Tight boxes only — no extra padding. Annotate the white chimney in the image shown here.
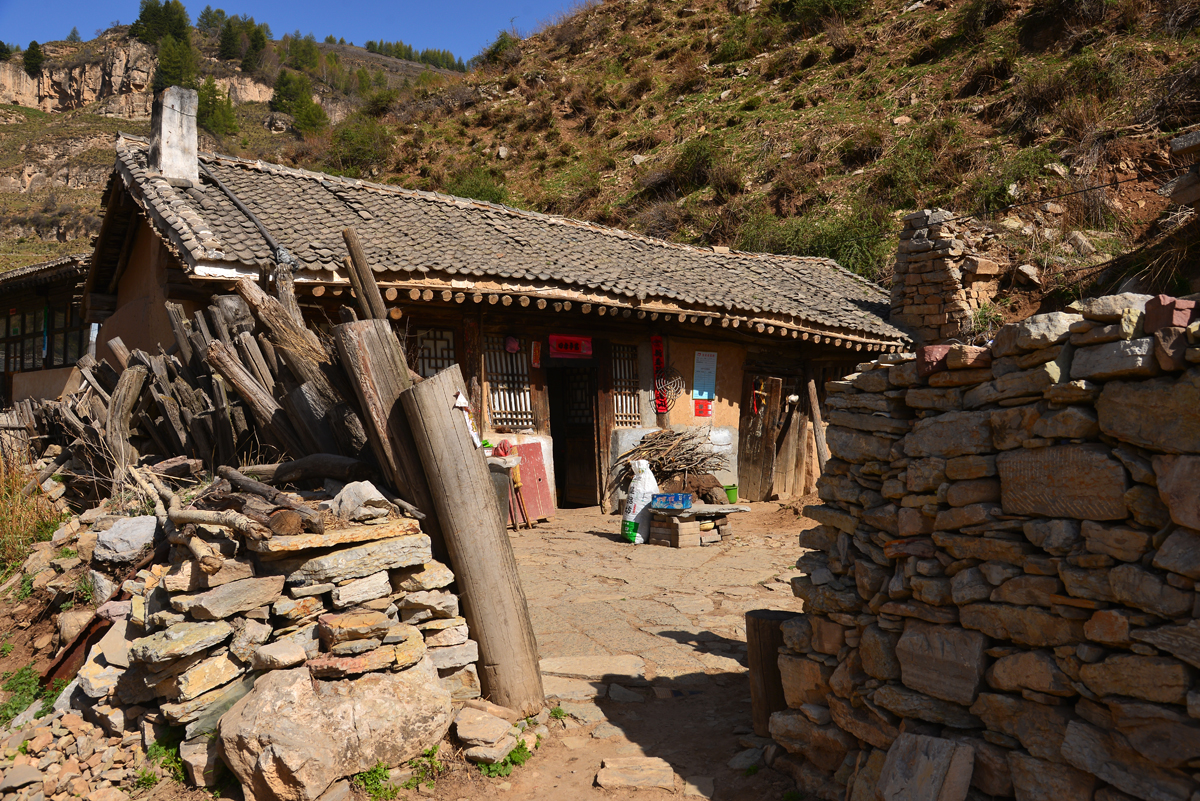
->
[148,86,198,187]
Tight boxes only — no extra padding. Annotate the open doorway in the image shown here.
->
[547,363,599,506]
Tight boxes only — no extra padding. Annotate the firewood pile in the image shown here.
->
[4,229,547,800]
[606,427,730,498]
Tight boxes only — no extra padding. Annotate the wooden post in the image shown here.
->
[806,376,830,472]
[275,263,305,328]
[343,228,388,321]
[746,609,800,737]
[205,340,307,459]
[399,365,544,716]
[106,365,147,478]
[333,319,447,561]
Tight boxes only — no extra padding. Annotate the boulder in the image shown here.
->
[1152,455,1200,530]
[905,411,993,459]
[390,561,455,592]
[969,693,1073,763]
[454,707,511,747]
[779,654,832,708]
[1079,654,1192,704]
[960,603,1084,647]
[997,445,1128,520]
[986,650,1074,696]
[1060,721,1194,801]
[325,481,391,522]
[873,684,981,729]
[1071,339,1161,381]
[1068,293,1153,323]
[1008,752,1097,801]
[1096,372,1200,454]
[769,709,856,772]
[284,534,432,585]
[1110,564,1193,619]
[1082,521,1151,563]
[94,516,157,563]
[252,641,308,670]
[876,733,974,801]
[896,622,987,705]
[129,621,233,667]
[172,576,286,620]
[218,661,453,801]
[1130,619,1200,669]
[330,571,391,609]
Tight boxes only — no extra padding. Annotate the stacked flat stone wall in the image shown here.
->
[771,291,1200,800]
[891,209,1011,345]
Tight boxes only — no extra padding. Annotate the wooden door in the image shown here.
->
[737,375,783,502]
[549,364,599,506]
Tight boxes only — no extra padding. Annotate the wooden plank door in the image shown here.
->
[512,442,555,522]
[737,375,784,501]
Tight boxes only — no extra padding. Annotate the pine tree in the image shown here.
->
[153,34,197,91]
[197,6,227,37]
[197,76,237,134]
[241,26,266,72]
[23,41,44,76]
[130,0,163,44]
[66,27,82,43]
[217,19,240,59]
[271,69,327,132]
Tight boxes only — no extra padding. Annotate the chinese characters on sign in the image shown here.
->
[651,335,669,414]
[548,335,592,358]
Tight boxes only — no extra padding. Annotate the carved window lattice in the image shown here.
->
[565,367,592,425]
[612,343,641,428]
[414,328,456,378]
[484,335,534,429]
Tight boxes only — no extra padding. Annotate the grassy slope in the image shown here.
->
[256,0,1199,313]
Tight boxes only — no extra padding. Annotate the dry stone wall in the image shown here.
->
[774,291,1200,800]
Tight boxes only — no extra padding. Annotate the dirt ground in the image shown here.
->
[409,500,816,801]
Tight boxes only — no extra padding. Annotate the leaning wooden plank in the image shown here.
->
[399,364,544,716]
[164,302,195,365]
[107,337,131,372]
[207,303,234,346]
[205,340,307,460]
[74,355,112,404]
[342,228,388,320]
[281,382,341,456]
[236,332,275,394]
[333,320,440,551]
[806,376,830,473]
[216,465,324,534]
[210,376,238,467]
[274,263,305,328]
[342,256,373,323]
[106,365,148,478]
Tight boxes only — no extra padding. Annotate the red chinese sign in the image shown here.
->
[549,335,592,358]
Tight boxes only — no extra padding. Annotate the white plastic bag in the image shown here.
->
[621,459,659,544]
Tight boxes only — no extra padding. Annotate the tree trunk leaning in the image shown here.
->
[399,364,544,716]
[746,609,800,737]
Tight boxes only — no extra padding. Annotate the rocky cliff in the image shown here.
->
[0,38,271,119]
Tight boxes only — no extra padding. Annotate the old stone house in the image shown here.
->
[79,88,909,508]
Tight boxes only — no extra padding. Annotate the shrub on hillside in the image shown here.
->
[272,70,327,132]
[325,114,394,177]
[640,138,742,202]
[445,167,507,204]
[474,31,521,70]
[735,203,894,279]
[774,0,871,34]
[955,0,1012,41]
[961,145,1057,215]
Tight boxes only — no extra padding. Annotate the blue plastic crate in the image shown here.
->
[651,493,692,510]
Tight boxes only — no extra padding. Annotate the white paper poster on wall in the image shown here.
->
[693,351,717,417]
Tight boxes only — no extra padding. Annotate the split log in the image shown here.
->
[216,465,324,534]
[343,228,387,321]
[275,263,305,328]
[399,364,544,716]
[241,453,373,485]
[107,337,131,371]
[334,320,440,551]
[205,340,307,459]
[746,609,800,737]
[806,377,830,472]
[281,382,341,456]
[106,365,148,478]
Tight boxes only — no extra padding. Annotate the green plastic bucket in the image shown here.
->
[723,485,738,503]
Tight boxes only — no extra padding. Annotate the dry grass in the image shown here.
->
[0,454,63,574]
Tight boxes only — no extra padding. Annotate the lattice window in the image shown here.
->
[612,343,641,428]
[1,304,86,375]
[565,367,593,425]
[484,335,534,429]
[414,328,456,378]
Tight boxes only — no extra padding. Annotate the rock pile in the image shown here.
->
[773,292,1200,800]
[48,480,482,800]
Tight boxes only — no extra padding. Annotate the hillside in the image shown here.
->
[2,0,1198,318]
[250,0,1198,323]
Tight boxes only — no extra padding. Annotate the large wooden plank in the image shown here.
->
[807,376,830,473]
[400,365,544,716]
[737,376,782,502]
[513,443,555,522]
[333,319,446,561]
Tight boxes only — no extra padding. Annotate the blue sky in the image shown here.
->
[0,0,575,61]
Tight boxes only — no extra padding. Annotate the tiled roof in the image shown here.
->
[112,136,906,343]
[0,254,89,290]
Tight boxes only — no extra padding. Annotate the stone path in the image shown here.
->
[441,502,813,801]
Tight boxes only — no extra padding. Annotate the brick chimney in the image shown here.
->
[148,86,198,186]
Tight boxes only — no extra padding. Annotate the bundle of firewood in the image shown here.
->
[606,427,729,497]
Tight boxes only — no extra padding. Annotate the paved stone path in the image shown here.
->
[459,502,813,801]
